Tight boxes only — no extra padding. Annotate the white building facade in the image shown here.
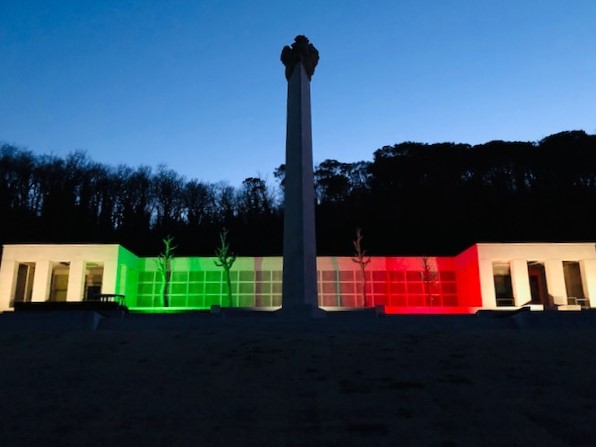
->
[1,243,596,313]
[0,245,139,311]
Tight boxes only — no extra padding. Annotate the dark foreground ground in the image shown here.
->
[0,313,595,447]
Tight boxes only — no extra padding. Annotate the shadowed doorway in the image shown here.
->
[527,261,550,307]
[49,262,70,302]
[14,262,35,304]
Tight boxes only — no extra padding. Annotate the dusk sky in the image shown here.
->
[2,0,595,187]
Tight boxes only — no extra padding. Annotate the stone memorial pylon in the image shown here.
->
[280,35,320,316]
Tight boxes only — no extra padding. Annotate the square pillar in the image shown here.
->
[66,260,86,302]
[510,260,531,306]
[31,260,52,302]
[478,260,497,308]
[101,260,118,294]
[580,259,596,307]
[0,260,19,311]
[544,260,567,305]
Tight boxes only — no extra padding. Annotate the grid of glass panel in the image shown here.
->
[135,269,283,308]
[318,269,458,307]
[136,266,458,309]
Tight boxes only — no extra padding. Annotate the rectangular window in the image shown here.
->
[239,283,255,294]
[339,271,354,281]
[442,283,457,294]
[170,283,187,295]
[321,270,336,281]
[205,271,221,282]
[322,282,337,293]
[440,271,456,281]
[189,271,204,282]
[138,283,154,294]
[372,271,387,281]
[271,294,282,306]
[239,271,254,282]
[171,271,188,282]
[255,271,270,281]
[407,283,423,294]
[255,282,271,293]
[205,283,221,294]
[139,271,155,282]
[390,282,406,294]
[169,296,187,307]
[493,262,514,306]
[388,271,404,281]
[406,271,421,281]
[235,295,253,307]
[388,295,406,306]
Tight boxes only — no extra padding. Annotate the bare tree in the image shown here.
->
[352,228,371,307]
[214,228,237,307]
[155,235,176,307]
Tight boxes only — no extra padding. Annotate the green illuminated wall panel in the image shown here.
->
[131,256,284,311]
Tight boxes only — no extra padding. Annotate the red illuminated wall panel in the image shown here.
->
[317,256,471,313]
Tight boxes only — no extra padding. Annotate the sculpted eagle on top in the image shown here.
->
[281,35,319,80]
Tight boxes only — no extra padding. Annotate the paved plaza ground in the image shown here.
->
[0,313,595,446]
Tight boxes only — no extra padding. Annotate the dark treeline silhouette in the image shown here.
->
[2,130,596,256]
[0,148,281,256]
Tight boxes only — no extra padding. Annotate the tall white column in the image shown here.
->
[31,260,52,302]
[478,260,497,308]
[66,260,86,302]
[0,260,18,310]
[510,260,531,306]
[280,36,320,315]
[544,260,566,305]
[580,259,596,307]
[102,260,118,294]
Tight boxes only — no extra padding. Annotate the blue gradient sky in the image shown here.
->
[2,0,595,186]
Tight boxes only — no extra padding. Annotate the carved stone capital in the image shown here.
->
[280,35,319,81]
